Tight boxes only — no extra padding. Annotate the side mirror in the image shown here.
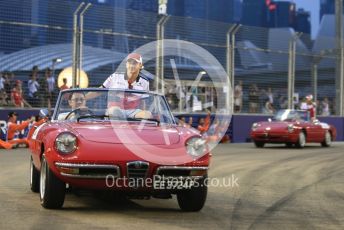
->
[313,119,320,124]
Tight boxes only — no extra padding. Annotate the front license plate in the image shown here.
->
[153,175,196,190]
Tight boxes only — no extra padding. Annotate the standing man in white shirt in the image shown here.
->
[101,53,149,91]
[86,53,151,119]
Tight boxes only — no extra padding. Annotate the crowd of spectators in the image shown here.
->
[1,65,68,112]
[233,81,334,116]
[1,67,336,118]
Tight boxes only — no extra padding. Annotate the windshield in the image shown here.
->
[273,109,309,122]
[52,89,176,125]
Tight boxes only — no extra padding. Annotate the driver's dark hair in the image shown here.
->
[68,91,86,100]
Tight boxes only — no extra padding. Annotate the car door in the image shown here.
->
[304,120,323,142]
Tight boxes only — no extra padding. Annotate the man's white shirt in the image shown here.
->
[102,72,149,91]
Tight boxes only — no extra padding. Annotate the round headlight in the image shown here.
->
[55,132,77,154]
[186,137,207,158]
[252,123,259,131]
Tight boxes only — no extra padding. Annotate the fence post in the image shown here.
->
[312,63,318,103]
[156,15,169,94]
[78,3,92,87]
[287,32,301,109]
[72,2,85,88]
[335,0,344,116]
[226,24,240,114]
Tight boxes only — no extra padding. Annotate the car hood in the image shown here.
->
[65,122,180,145]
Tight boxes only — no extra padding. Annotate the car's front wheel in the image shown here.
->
[321,131,331,147]
[295,132,306,148]
[177,176,207,212]
[40,155,66,209]
[30,156,40,193]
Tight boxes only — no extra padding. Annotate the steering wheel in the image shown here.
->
[65,108,94,120]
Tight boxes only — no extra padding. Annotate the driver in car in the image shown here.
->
[58,92,88,120]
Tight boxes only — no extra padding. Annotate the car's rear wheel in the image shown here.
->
[30,156,40,193]
[295,132,306,148]
[40,155,66,209]
[177,176,207,212]
[321,131,331,147]
[254,141,265,148]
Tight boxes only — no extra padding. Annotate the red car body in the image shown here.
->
[250,109,337,148]
[28,89,210,211]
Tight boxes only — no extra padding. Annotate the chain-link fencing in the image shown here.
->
[0,0,341,117]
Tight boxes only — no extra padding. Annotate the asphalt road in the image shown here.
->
[1,143,343,230]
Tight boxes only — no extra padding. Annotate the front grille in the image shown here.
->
[55,162,120,179]
[157,169,190,177]
[155,166,208,178]
[127,161,149,179]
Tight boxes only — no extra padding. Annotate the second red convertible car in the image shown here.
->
[250,109,336,148]
[28,88,209,211]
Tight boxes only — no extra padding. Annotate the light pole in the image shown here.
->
[226,24,241,114]
[72,2,85,88]
[156,15,170,94]
[72,2,91,88]
[287,32,302,109]
[335,0,344,116]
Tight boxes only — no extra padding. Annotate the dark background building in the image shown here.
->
[295,8,311,34]
[320,0,335,21]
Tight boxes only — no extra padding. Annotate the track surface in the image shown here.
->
[1,143,343,229]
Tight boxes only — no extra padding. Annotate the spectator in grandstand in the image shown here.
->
[166,94,177,110]
[185,117,193,128]
[11,80,31,108]
[3,72,13,103]
[7,111,34,147]
[234,80,243,113]
[0,89,9,106]
[300,97,308,110]
[263,100,275,114]
[278,95,288,109]
[321,97,330,116]
[178,116,186,126]
[34,66,46,107]
[266,87,274,104]
[0,72,5,91]
[59,78,69,91]
[248,84,259,113]
[7,71,15,90]
[45,67,56,112]
[27,72,40,107]
[0,81,14,107]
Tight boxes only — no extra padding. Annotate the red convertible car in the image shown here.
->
[250,109,336,148]
[29,88,209,211]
